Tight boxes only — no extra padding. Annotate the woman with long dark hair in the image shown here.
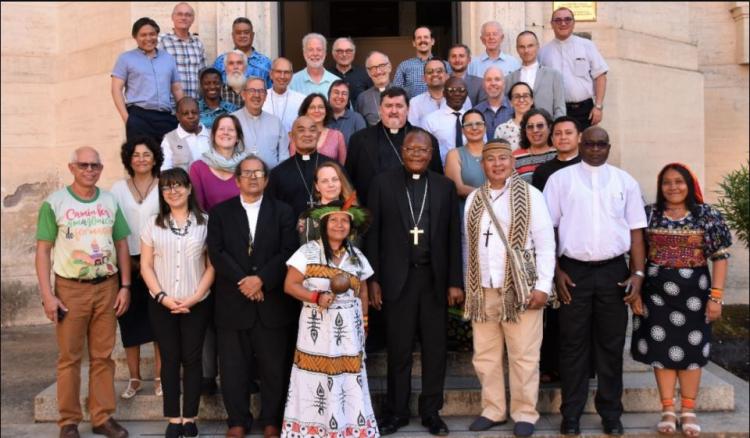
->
[494,82,534,150]
[289,93,347,164]
[140,168,214,438]
[631,163,732,437]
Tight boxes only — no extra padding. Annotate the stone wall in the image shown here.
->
[2,2,747,326]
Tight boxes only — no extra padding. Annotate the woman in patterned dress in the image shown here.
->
[281,200,379,438]
[631,163,731,437]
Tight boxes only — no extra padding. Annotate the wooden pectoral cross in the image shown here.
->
[410,226,424,245]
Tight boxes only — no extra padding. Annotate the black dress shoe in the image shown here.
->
[469,416,507,431]
[165,422,183,438]
[183,421,199,437]
[421,414,449,436]
[603,419,624,436]
[560,418,580,435]
[378,416,409,436]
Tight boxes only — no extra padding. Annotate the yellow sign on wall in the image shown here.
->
[553,2,597,22]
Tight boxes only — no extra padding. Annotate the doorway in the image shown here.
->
[280,1,460,73]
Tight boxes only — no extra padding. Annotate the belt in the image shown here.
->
[409,262,431,268]
[561,254,625,267]
[57,274,116,285]
[565,98,593,109]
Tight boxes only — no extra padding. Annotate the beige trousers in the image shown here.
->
[471,287,543,423]
[55,275,118,427]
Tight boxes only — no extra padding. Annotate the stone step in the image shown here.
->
[35,368,733,422]
[114,348,650,380]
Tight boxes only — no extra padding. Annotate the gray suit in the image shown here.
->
[355,85,385,127]
[462,74,487,106]
[505,65,566,119]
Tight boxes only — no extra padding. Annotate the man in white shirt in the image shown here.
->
[422,76,477,163]
[161,96,211,171]
[262,57,305,135]
[232,77,289,169]
[463,138,555,436]
[543,126,646,436]
[505,31,566,119]
[538,7,608,131]
[468,21,521,78]
[408,58,450,128]
[289,33,339,96]
[356,51,393,126]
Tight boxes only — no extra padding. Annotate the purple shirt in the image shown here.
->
[188,160,240,213]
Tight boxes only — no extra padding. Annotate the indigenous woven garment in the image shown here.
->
[631,204,732,369]
[282,240,379,438]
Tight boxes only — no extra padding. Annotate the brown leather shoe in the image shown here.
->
[59,424,80,438]
[226,425,246,437]
[264,425,280,438]
[92,418,129,438]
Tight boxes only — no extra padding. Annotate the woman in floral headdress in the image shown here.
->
[281,200,379,438]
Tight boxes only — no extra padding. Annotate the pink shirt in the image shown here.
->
[188,160,240,213]
[289,128,347,165]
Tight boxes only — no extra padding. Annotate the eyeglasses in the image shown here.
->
[445,87,467,94]
[462,121,486,129]
[239,169,266,179]
[161,183,187,193]
[525,122,547,131]
[512,93,532,101]
[367,63,390,72]
[243,88,267,95]
[424,68,445,75]
[330,89,350,98]
[403,147,431,155]
[334,49,354,55]
[74,162,103,171]
[581,141,610,149]
[552,16,574,25]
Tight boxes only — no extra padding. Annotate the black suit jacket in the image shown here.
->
[207,195,299,330]
[365,168,462,301]
[345,122,444,207]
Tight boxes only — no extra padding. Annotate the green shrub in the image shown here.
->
[716,160,749,248]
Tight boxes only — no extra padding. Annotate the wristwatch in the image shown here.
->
[594,103,604,110]
[633,270,645,278]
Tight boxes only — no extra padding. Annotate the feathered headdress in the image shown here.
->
[307,193,371,234]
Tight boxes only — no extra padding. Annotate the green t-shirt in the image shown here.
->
[37,186,130,279]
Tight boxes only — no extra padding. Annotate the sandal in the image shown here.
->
[680,412,701,437]
[657,411,678,435]
[154,377,163,397]
[120,378,141,399]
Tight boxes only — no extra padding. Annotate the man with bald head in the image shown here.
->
[161,96,210,171]
[423,76,478,163]
[473,67,513,136]
[267,116,334,218]
[37,147,132,438]
[158,2,206,100]
[468,21,521,78]
[262,57,305,134]
[356,51,393,126]
[543,126,646,435]
[366,128,463,435]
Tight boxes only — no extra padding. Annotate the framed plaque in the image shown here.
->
[553,2,597,22]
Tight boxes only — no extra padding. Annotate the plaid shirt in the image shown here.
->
[158,32,206,100]
[393,55,451,99]
[220,84,244,108]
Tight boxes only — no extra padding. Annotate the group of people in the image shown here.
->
[35,3,733,438]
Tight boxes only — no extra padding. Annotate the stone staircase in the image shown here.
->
[35,339,736,422]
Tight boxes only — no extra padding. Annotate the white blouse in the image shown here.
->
[494,119,521,151]
[110,179,159,256]
[140,213,210,301]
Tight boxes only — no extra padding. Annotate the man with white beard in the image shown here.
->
[220,50,248,107]
[289,33,339,96]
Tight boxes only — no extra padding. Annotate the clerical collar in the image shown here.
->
[299,152,315,161]
[522,61,539,71]
[581,161,605,173]
[244,108,262,120]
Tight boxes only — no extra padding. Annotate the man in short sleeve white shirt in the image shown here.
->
[543,127,646,435]
[538,7,608,131]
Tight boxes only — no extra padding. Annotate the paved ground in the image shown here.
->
[2,324,748,437]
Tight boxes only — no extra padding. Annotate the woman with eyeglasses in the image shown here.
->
[289,93,347,165]
[494,82,535,150]
[444,109,487,215]
[513,107,557,183]
[298,162,359,244]
[110,136,164,400]
[188,114,246,213]
[631,163,731,437]
[141,168,214,438]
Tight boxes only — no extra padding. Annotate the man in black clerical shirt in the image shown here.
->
[266,116,334,218]
[330,37,373,105]
[532,116,582,191]
[346,87,442,208]
[366,128,463,436]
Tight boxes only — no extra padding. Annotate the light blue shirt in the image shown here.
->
[408,92,472,128]
[289,68,339,97]
[231,108,290,169]
[112,48,181,112]
[467,51,521,78]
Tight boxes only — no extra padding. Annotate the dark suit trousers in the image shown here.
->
[558,256,629,421]
[126,106,178,144]
[384,265,447,417]
[148,298,210,418]
[565,98,594,132]
[217,323,295,428]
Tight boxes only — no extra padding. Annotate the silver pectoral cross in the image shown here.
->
[410,226,424,245]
